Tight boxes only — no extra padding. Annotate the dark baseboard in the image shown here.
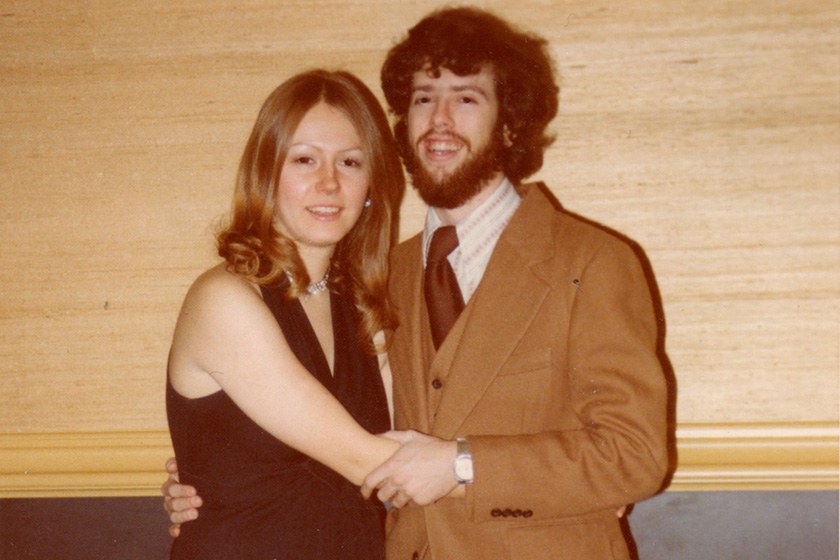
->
[1,491,837,559]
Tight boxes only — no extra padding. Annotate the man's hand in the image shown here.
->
[357,435,630,517]
[361,430,459,508]
[162,457,202,538]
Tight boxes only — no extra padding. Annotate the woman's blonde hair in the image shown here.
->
[217,69,405,351]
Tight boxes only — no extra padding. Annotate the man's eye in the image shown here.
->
[413,96,431,105]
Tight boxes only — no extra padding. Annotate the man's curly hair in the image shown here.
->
[381,6,560,184]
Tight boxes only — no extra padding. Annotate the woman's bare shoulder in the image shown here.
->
[187,263,260,302]
[174,264,269,349]
[169,265,275,395]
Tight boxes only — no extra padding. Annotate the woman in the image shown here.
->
[166,69,406,559]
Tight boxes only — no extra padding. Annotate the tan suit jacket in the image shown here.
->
[385,183,669,560]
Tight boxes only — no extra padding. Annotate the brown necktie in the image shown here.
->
[425,226,465,349]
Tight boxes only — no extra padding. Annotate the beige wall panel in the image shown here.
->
[1,0,837,494]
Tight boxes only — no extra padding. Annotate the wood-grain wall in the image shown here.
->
[1,0,837,496]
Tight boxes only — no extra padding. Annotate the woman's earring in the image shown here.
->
[363,198,372,208]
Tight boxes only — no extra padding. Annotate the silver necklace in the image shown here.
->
[306,269,330,295]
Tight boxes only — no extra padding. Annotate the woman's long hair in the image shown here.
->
[217,69,405,351]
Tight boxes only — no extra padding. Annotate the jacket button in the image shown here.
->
[431,378,443,389]
[491,508,502,517]
[502,508,513,517]
[512,509,522,517]
[523,509,534,518]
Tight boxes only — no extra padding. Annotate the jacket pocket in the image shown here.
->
[497,347,552,376]
[505,521,629,560]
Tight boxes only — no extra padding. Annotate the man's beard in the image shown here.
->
[405,126,507,209]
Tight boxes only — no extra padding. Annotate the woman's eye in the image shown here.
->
[293,156,314,165]
[342,158,362,168]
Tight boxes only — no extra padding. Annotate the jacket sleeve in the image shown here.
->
[463,238,670,521]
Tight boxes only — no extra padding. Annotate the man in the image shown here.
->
[165,7,669,559]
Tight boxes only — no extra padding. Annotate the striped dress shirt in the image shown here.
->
[422,177,521,304]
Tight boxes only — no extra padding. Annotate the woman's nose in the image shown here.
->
[316,164,339,192]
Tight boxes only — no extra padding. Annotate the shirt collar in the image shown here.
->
[422,176,520,265]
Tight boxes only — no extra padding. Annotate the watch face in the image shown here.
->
[455,457,474,481]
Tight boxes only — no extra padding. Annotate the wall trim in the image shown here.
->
[672,422,839,491]
[0,431,173,498]
[0,422,837,497]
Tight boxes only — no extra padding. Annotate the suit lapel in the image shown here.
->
[389,234,434,433]
[431,186,558,438]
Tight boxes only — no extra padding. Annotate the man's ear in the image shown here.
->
[502,124,514,147]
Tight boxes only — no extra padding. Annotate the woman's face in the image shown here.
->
[274,102,369,256]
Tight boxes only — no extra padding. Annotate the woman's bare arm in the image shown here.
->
[168,265,398,485]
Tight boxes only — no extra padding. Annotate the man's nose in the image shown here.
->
[431,100,453,128]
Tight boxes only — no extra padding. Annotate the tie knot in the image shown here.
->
[428,226,459,263]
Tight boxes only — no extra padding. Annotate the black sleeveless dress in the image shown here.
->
[167,281,390,559]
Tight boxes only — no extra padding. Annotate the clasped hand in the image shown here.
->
[361,430,461,509]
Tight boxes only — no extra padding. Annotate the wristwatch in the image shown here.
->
[453,437,474,484]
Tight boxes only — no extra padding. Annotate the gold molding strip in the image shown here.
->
[672,422,839,491]
[0,423,837,497]
[0,431,173,498]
